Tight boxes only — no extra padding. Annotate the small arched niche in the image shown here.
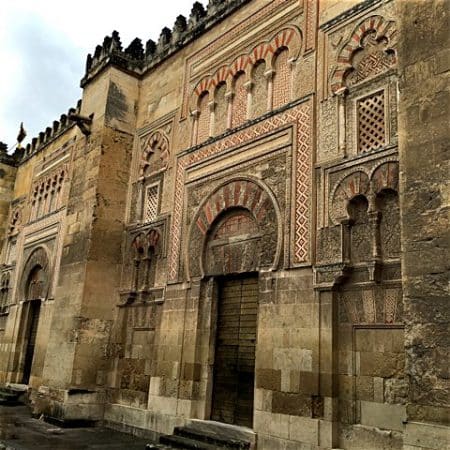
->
[347,194,371,264]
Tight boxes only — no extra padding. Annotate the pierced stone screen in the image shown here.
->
[144,184,159,223]
[358,90,386,153]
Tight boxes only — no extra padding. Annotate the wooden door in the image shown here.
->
[22,301,41,384]
[211,276,258,427]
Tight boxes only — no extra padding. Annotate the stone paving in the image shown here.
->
[0,405,167,450]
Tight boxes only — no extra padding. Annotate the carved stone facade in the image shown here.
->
[0,1,448,449]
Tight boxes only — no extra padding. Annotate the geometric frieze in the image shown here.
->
[340,285,402,324]
[168,98,313,281]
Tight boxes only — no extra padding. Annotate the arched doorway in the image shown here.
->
[187,178,282,428]
[19,247,49,384]
[207,210,260,427]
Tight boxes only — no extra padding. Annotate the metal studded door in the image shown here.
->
[211,276,258,428]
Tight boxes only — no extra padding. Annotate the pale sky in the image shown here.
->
[0,0,207,150]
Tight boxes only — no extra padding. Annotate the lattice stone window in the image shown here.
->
[144,184,159,223]
[358,90,386,153]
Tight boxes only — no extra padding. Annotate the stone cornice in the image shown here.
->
[319,0,390,32]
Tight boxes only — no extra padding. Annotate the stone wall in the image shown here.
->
[397,1,450,449]
[0,0,448,449]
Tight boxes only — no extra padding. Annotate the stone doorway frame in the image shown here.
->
[20,298,42,384]
[10,245,51,385]
[208,272,259,428]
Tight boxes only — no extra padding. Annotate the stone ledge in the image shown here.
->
[404,421,450,450]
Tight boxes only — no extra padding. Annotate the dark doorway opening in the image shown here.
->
[22,300,41,384]
[211,275,258,428]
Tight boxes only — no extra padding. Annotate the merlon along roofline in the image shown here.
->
[18,100,83,164]
[80,0,251,87]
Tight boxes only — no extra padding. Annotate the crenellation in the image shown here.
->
[21,101,81,160]
[145,39,156,58]
[173,15,188,37]
[157,27,172,52]
[189,2,207,28]
[80,0,251,88]
[125,38,144,60]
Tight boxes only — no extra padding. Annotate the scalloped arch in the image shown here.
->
[331,15,397,94]
[330,171,370,224]
[140,130,169,177]
[371,161,399,194]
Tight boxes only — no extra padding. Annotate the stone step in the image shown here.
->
[174,426,250,449]
[159,420,254,450]
[0,391,21,405]
[0,385,28,405]
[182,420,254,447]
[160,434,223,449]
[5,383,28,393]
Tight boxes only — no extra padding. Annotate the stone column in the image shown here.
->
[225,91,233,129]
[191,110,200,146]
[336,88,347,157]
[244,81,253,120]
[264,69,275,111]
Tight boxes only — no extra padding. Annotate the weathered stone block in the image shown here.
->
[360,400,406,432]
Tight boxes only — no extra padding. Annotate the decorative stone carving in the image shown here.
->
[205,210,260,276]
[19,246,50,301]
[348,195,371,264]
[8,207,22,236]
[340,285,402,324]
[140,131,170,178]
[377,189,400,259]
[331,15,397,94]
[30,164,68,221]
[186,178,281,279]
[169,99,312,281]
[371,161,399,193]
[330,171,370,224]
[190,26,302,114]
[317,226,341,263]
